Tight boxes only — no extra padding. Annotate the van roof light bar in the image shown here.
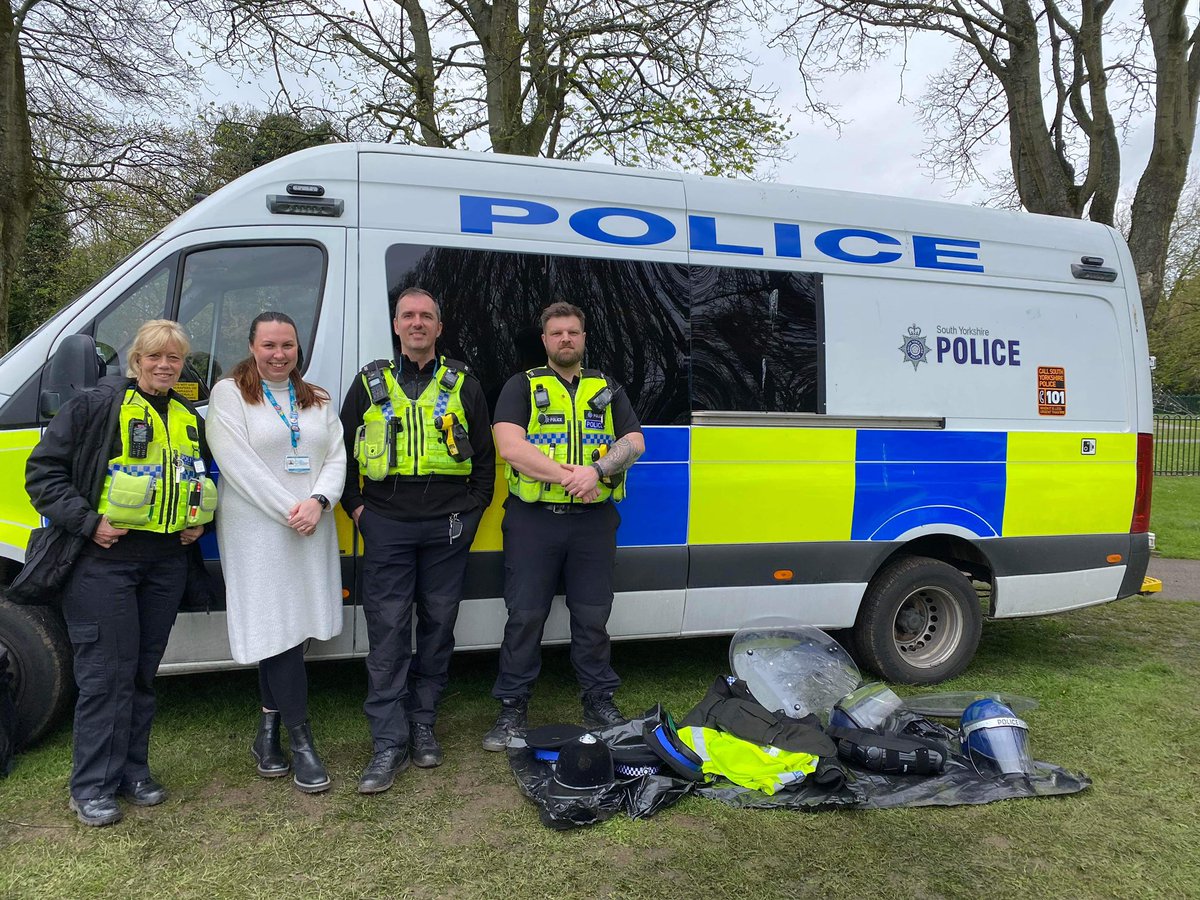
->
[267,195,344,217]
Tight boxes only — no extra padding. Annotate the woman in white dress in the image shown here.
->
[206,312,346,793]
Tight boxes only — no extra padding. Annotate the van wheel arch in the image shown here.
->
[0,594,73,748]
[853,554,984,685]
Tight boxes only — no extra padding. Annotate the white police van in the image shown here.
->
[0,144,1153,745]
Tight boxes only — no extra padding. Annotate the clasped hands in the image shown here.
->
[558,463,602,502]
[287,497,324,537]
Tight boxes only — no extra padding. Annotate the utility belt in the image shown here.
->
[540,502,605,515]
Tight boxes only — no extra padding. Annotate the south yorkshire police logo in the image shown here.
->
[899,324,930,371]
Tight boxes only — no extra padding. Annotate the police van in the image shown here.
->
[0,144,1153,745]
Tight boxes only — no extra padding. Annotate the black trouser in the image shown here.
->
[492,499,621,701]
[358,507,481,750]
[258,645,309,729]
[60,553,186,800]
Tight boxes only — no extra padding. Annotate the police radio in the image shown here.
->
[129,418,152,459]
[365,364,389,404]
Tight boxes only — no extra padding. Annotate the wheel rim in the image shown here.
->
[892,585,965,669]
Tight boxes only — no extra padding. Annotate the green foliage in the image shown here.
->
[8,181,73,345]
[203,108,339,194]
[1149,475,1200,559]
[1150,273,1200,394]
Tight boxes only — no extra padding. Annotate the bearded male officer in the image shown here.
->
[341,288,494,790]
[482,301,644,750]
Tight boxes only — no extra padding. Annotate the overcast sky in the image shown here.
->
[196,2,1179,210]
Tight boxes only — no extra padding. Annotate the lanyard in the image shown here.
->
[262,381,300,451]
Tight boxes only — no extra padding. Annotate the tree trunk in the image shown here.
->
[1127,0,1200,326]
[1000,0,1079,219]
[0,13,37,354]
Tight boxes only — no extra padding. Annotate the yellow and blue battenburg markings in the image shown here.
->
[627,426,1133,549]
[0,423,1138,562]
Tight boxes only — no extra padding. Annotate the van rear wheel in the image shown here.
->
[0,596,73,747]
[854,557,982,685]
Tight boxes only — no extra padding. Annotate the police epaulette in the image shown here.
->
[581,368,605,380]
[441,358,471,375]
[360,359,394,375]
[526,366,554,378]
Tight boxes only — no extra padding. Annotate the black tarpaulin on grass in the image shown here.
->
[508,707,1089,830]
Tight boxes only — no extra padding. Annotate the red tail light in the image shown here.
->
[1131,432,1153,533]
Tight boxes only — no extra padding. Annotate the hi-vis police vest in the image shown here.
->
[677,725,820,796]
[506,367,626,505]
[354,357,473,482]
[97,387,216,532]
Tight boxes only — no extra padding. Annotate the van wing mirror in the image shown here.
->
[40,333,101,418]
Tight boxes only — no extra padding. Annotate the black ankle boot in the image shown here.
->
[252,711,289,778]
[286,721,331,793]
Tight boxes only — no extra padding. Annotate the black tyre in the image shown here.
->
[853,556,983,685]
[0,596,73,747]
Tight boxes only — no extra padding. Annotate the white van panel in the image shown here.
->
[824,276,1130,428]
[358,151,689,262]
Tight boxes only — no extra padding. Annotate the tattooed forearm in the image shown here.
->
[596,436,643,476]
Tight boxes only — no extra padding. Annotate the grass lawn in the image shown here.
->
[2,596,1199,899]
[1150,475,1200,559]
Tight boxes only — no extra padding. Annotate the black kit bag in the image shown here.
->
[6,525,85,606]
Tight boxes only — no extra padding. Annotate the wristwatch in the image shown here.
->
[311,493,330,510]
[591,463,605,478]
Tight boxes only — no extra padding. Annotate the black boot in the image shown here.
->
[582,692,626,729]
[251,711,289,778]
[410,722,444,768]
[481,698,528,752]
[286,721,331,793]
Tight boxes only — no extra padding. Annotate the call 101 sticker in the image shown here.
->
[1037,366,1066,416]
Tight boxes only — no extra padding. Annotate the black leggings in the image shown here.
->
[258,645,309,729]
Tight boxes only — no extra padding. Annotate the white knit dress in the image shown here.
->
[206,378,347,664]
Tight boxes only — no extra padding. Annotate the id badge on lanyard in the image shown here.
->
[286,455,311,473]
[264,381,309,473]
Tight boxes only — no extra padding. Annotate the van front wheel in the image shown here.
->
[854,557,982,685]
[0,596,73,747]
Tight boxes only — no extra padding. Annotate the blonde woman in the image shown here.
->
[26,319,215,826]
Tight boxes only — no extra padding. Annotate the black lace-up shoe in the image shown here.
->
[70,795,122,827]
[118,777,167,807]
[581,692,627,729]
[357,747,410,794]
[410,723,444,768]
[481,698,528,752]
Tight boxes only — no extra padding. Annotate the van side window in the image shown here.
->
[93,260,174,376]
[691,267,821,414]
[385,244,690,425]
[175,244,326,402]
